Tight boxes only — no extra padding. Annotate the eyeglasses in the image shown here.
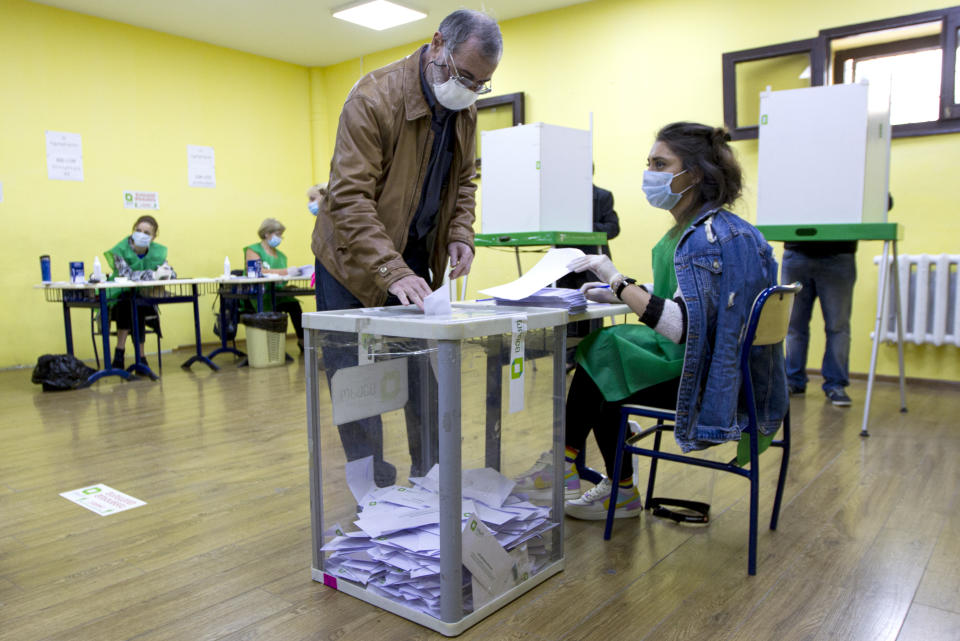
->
[439,53,492,95]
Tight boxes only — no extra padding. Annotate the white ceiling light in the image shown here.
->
[332,0,427,31]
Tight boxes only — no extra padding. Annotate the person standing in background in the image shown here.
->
[310,10,502,486]
[306,183,327,216]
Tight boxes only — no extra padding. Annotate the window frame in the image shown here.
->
[721,6,960,140]
[475,92,525,172]
[721,38,822,141]
[819,6,960,137]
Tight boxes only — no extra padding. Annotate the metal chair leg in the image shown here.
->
[770,409,791,531]
[604,411,633,540]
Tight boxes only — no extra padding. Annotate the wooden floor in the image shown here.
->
[2,347,959,641]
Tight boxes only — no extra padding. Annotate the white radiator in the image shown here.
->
[874,254,960,347]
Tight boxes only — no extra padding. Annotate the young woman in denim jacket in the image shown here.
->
[558,122,786,521]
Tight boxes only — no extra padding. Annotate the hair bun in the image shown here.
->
[712,127,732,145]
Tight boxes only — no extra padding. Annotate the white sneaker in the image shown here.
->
[564,478,641,520]
[514,451,581,500]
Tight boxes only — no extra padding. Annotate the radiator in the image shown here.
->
[874,254,960,347]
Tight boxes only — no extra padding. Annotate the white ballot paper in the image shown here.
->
[423,287,452,316]
[478,247,584,300]
[322,464,556,618]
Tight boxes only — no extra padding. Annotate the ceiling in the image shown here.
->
[30,0,593,67]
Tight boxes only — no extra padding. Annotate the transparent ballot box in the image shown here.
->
[303,304,568,636]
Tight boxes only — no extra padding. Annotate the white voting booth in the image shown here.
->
[757,82,891,226]
[303,305,568,636]
[480,122,592,234]
[755,81,907,435]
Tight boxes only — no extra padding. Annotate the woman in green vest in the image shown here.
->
[104,215,176,369]
[244,218,304,350]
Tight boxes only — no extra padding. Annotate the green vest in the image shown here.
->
[575,230,686,402]
[104,237,169,303]
[244,243,293,310]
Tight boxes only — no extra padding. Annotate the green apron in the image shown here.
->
[244,243,294,310]
[104,238,168,304]
[576,231,686,402]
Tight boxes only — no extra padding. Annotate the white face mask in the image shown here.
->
[131,231,152,248]
[432,52,479,111]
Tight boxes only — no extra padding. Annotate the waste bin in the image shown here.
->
[240,312,288,368]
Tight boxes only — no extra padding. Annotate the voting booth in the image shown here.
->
[480,122,592,234]
[303,304,568,636]
[757,82,891,226]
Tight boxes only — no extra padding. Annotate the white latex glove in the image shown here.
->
[579,281,619,304]
[286,266,299,277]
[155,264,174,280]
[567,254,621,285]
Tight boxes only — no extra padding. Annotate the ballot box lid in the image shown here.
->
[302,303,566,340]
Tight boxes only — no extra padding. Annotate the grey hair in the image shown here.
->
[438,10,502,63]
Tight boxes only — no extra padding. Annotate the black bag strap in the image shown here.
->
[648,497,710,524]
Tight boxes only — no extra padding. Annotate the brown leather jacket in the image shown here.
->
[311,46,478,307]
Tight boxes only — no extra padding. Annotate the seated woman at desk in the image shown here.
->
[558,122,785,520]
[104,214,176,370]
[244,217,304,351]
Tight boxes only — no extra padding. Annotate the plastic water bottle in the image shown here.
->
[92,256,103,281]
[223,256,231,277]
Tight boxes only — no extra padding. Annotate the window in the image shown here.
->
[722,6,960,139]
[475,92,524,174]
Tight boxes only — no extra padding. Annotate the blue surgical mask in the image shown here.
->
[307,200,319,216]
[131,231,152,248]
[267,234,282,248]
[642,169,693,210]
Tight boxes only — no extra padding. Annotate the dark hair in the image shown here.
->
[656,122,742,230]
[438,10,502,62]
[133,214,159,237]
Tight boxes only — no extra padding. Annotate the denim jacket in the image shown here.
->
[673,208,788,452]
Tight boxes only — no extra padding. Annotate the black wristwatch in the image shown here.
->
[615,277,637,299]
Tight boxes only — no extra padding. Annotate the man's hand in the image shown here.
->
[567,254,620,285]
[580,281,619,304]
[448,242,474,279]
[388,275,433,310]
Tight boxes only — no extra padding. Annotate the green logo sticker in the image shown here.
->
[760,115,768,125]
[470,520,477,531]
[82,487,101,495]
[535,160,541,170]
[511,357,523,380]
[124,192,133,202]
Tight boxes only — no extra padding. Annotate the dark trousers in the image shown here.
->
[566,368,679,481]
[274,300,303,342]
[314,258,439,480]
[110,294,161,343]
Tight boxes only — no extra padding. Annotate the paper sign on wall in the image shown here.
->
[60,483,146,516]
[123,190,159,210]
[509,316,526,414]
[187,144,216,188]
[330,357,408,425]
[46,131,84,181]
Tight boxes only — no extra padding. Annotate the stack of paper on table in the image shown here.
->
[493,287,588,313]
[322,458,557,618]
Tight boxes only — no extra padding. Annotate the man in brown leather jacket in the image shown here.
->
[312,10,502,485]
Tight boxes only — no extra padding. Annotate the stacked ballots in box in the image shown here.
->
[322,460,555,618]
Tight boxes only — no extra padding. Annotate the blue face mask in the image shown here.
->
[642,169,693,210]
[131,231,152,248]
[307,201,319,216]
[267,234,282,248]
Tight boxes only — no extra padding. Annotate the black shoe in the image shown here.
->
[111,350,125,370]
[788,384,806,395]
[374,461,397,488]
[826,388,852,407]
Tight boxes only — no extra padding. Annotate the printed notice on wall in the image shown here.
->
[46,131,84,181]
[60,483,146,516]
[123,190,159,210]
[187,144,216,188]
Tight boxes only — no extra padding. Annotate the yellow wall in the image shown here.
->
[312,0,960,383]
[0,0,314,368]
[4,0,958,383]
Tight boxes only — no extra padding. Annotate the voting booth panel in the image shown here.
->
[303,305,567,635]
[480,122,592,235]
[757,83,891,226]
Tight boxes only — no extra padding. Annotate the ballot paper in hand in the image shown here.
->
[478,248,584,300]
